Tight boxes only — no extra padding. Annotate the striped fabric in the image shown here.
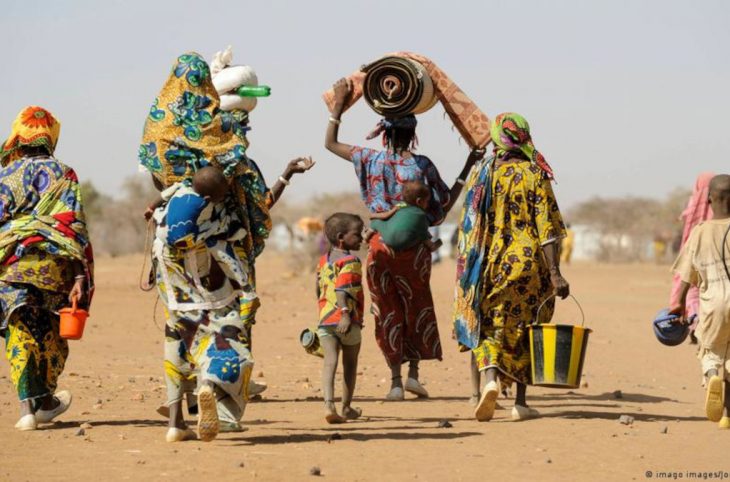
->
[529,324,591,388]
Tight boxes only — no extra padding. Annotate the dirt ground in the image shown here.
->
[0,253,727,481]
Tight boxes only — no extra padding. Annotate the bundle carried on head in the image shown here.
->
[323,51,491,149]
[138,51,249,188]
[361,56,438,117]
[210,45,265,113]
[139,51,273,260]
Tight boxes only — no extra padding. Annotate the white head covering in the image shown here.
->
[210,46,259,112]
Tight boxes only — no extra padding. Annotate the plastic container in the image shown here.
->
[300,328,323,358]
[59,299,89,340]
[529,295,591,388]
[235,85,271,97]
[652,308,689,346]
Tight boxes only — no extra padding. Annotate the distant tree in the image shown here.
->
[80,181,109,222]
[86,176,158,257]
[569,188,690,262]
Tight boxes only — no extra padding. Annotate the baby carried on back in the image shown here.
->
[368,180,442,252]
[151,166,248,308]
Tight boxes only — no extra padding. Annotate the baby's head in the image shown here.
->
[193,166,229,203]
[324,212,364,251]
[402,181,431,211]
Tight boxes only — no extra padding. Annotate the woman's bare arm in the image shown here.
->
[542,241,570,298]
[324,78,354,161]
[443,148,486,214]
[269,157,316,208]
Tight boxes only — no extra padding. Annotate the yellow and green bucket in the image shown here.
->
[529,295,591,389]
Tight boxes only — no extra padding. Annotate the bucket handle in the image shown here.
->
[70,297,79,314]
[534,294,586,327]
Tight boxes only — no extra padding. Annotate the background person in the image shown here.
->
[669,172,715,344]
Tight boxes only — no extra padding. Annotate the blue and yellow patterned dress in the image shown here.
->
[0,153,93,402]
[454,158,565,384]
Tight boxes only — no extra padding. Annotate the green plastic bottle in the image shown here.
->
[235,85,271,97]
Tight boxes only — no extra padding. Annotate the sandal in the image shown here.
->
[36,391,72,424]
[474,381,499,422]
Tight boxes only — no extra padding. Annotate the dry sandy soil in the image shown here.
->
[0,253,727,481]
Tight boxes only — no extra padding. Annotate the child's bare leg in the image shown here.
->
[341,343,361,419]
[321,335,345,423]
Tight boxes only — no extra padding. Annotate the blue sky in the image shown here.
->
[1,0,728,208]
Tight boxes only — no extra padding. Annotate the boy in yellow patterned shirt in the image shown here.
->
[316,213,365,424]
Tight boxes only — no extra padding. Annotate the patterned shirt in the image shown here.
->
[350,147,450,225]
[0,156,90,293]
[317,253,364,327]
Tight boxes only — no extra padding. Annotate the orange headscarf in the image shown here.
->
[0,106,61,166]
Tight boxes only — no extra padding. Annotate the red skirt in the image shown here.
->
[366,234,442,366]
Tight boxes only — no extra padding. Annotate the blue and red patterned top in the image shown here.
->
[349,147,450,225]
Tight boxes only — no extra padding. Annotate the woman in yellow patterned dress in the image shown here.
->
[454,113,569,422]
[0,106,93,431]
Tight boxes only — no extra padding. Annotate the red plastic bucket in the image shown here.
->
[59,299,89,340]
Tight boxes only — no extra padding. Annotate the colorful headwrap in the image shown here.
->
[139,52,272,259]
[0,106,61,166]
[138,52,250,187]
[490,113,554,180]
[366,114,418,147]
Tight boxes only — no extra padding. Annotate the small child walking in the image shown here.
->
[671,174,730,429]
[316,213,365,424]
